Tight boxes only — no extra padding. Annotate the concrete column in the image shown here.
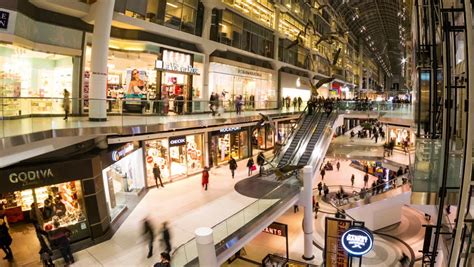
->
[201,0,220,40]
[195,227,217,267]
[302,165,314,260]
[89,0,115,121]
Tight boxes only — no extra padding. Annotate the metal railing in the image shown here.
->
[170,175,301,266]
[327,173,411,207]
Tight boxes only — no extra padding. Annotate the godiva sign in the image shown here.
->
[0,158,96,193]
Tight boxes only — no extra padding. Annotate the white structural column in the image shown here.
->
[273,7,280,62]
[195,227,218,267]
[89,0,115,121]
[302,165,315,260]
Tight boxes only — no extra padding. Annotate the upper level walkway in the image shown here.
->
[0,98,413,150]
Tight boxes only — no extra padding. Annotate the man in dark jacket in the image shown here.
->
[161,222,172,253]
[257,152,265,176]
[48,221,74,264]
[0,218,13,261]
[229,156,237,179]
[153,163,164,188]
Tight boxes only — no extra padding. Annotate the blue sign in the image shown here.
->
[341,227,374,256]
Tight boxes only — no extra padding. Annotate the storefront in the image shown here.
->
[144,134,204,186]
[83,38,203,114]
[253,124,274,151]
[208,61,276,110]
[101,142,146,220]
[0,9,82,118]
[276,119,297,143]
[0,157,103,266]
[387,125,415,150]
[209,126,250,166]
[280,72,311,110]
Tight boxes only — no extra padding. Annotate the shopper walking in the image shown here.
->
[63,89,70,120]
[363,173,369,187]
[293,205,299,213]
[160,222,172,253]
[317,182,323,195]
[320,169,326,180]
[153,163,164,188]
[154,252,171,267]
[351,174,355,187]
[0,217,13,261]
[235,95,243,115]
[229,156,237,179]
[143,218,155,258]
[297,97,303,111]
[336,161,341,171]
[202,167,209,190]
[314,202,320,219]
[257,152,265,176]
[209,92,216,116]
[247,158,255,176]
[48,221,74,264]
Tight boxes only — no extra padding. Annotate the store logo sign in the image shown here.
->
[262,222,287,237]
[341,227,374,256]
[237,69,262,77]
[0,11,9,29]
[155,60,199,75]
[9,169,54,184]
[112,143,135,161]
[169,136,186,146]
[219,127,241,133]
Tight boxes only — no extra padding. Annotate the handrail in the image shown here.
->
[329,173,410,207]
[170,175,301,266]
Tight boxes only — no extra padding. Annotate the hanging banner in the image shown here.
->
[325,217,352,267]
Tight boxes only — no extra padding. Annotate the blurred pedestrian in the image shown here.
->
[0,216,13,261]
[143,218,155,258]
[247,158,255,176]
[314,202,320,219]
[63,89,70,120]
[317,182,323,195]
[363,173,369,187]
[293,205,299,213]
[320,169,326,180]
[153,163,164,188]
[160,222,171,253]
[229,156,237,179]
[336,161,340,171]
[257,152,265,176]
[202,167,209,191]
[351,174,355,187]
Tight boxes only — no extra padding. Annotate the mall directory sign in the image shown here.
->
[341,226,374,256]
[325,217,352,267]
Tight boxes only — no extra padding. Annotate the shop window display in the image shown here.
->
[102,149,145,220]
[170,143,187,178]
[186,135,203,174]
[0,44,74,117]
[146,139,171,185]
[212,131,249,165]
[0,181,86,230]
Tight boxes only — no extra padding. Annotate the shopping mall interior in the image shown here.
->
[0,0,473,266]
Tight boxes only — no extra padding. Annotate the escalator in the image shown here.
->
[297,113,337,166]
[276,109,323,168]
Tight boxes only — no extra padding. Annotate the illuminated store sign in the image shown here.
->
[169,136,186,146]
[0,11,9,29]
[262,222,288,237]
[112,143,135,162]
[156,49,199,75]
[9,169,53,184]
[219,127,241,134]
[341,227,374,256]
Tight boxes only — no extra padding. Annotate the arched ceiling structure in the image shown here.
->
[328,0,410,77]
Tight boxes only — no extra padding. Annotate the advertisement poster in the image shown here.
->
[325,217,352,267]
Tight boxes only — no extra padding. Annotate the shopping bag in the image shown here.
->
[251,165,257,171]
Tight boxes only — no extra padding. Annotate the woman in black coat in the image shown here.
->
[0,218,13,261]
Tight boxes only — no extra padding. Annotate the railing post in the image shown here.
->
[302,165,315,261]
[195,227,217,267]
